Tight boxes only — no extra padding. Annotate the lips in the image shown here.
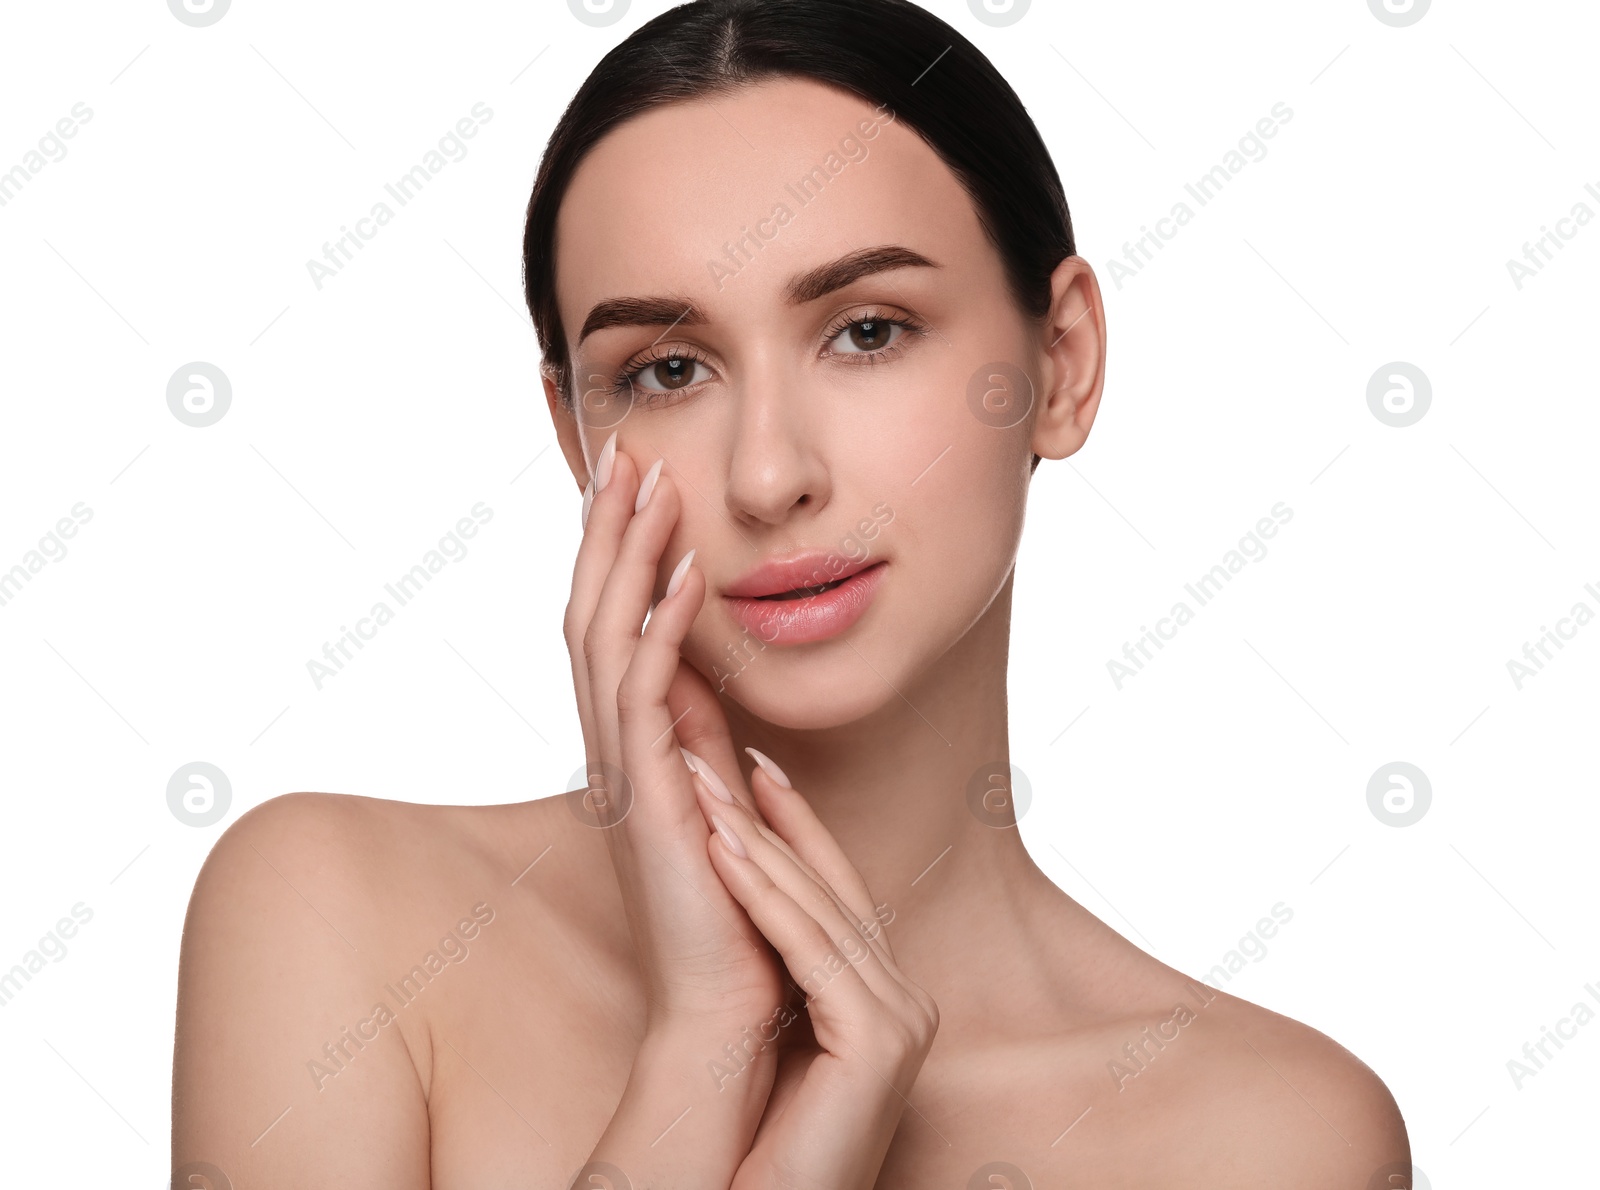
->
[760,576,850,601]
[723,552,879,599]
[722,555,887,646]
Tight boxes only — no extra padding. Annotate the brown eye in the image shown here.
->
[651,358,693,389]
[629,355,710,393]
[849,320,891,351]
[829,317,907,356]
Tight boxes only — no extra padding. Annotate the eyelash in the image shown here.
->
[606,307,928,404]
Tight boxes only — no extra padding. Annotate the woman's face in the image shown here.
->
[549,76,1100,731]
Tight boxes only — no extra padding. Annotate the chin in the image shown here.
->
[719,666,905,733]
[688,619,911,732]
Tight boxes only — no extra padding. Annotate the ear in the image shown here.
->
[543,362,592,494]
[1031,256,1107,463]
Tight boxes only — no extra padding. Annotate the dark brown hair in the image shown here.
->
[522,0,1075,409]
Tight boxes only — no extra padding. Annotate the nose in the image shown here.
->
[721,371,831,527]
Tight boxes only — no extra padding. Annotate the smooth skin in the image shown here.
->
[172,77,1409,1187]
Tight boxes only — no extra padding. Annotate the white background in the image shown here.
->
[0,0,1594,1183]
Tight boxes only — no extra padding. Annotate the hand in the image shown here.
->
[690,755,941,1189]
[565,433,787,1036]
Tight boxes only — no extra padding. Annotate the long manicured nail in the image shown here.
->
[580,478,595,529]
[711,814,748,858]
[635,458,664,513]
[744,747,792,789]
[684,751,733,803]
[596,430,619,492]
[664,548,696,599]
[692,771,734,807]
[680,746,734,804]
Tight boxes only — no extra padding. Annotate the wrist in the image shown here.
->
[638,1015,781,1105]
[581,1018,778,1180]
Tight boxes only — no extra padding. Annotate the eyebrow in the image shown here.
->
[575,244,941,347]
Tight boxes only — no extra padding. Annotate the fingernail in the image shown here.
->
[711,814,748,858]
[664,547,696,599]
[580,477,594,529]
[596,430,619,492]
[635,458,664,513]
[693,771,734,807]
[685,751,733,803]
[679,745,699,773]
[744,746,792,789]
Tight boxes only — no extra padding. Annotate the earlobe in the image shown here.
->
[1031,256,1107,463]
[543,365,593,494]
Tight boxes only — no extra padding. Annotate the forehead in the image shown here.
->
[553,76,981,332]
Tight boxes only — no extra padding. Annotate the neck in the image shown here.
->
[722,569,1063,1015]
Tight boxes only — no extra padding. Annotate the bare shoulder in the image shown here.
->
[184,788,579,924]
[181,790,494,959]
[172,790,566,1186]
[189,789,425,892]
[1126,977,1411,1187]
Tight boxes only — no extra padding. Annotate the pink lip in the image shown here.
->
[724,552,880,598]
[723,560,888,645]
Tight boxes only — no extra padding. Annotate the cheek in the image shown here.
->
[896,378,1031,568]
[908,451,1026,620]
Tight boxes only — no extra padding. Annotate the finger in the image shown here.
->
[573,458,730,930]
[562,432,638,763]
[736,802,885,969]
[612,530,708,841]
[699,790,904,1007]
[716,781,897,979]
[582,450,685,805]
[744,759,898,963]
[664,660,769,825]
[684,764,865,961]
[568,431,639,616]
[603,558,774,961]
[703,811,887,1033]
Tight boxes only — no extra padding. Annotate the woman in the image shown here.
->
[172,1,1411,1185]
